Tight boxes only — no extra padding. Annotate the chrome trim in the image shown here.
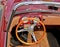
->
[14,1,60,10]
[15,9,60,14]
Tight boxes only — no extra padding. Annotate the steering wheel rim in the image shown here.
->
[16,18,46,45]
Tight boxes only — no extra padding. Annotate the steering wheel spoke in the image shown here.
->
[31,32,37,42]
[17,29,28,33]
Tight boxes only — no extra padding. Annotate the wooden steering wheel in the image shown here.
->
[16,17,46,45]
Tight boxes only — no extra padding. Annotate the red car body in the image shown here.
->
[0,0,60,47]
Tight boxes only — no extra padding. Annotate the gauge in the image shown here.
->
[22,17,28,23]
[34,17,40,23]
